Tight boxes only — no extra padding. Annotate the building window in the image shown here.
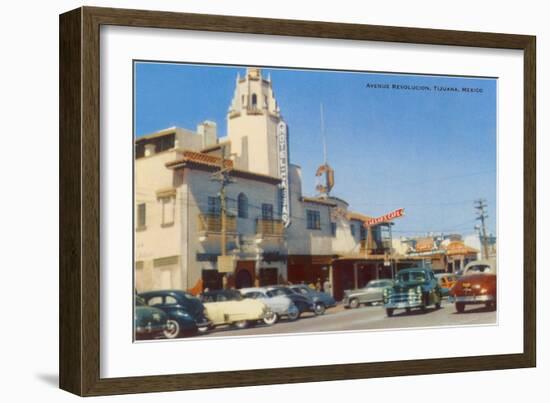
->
[251,93,258,107]
[350,223,356,237]
[160,196,175,226]
[331,222,337,237]
[359,224,367,240]
[137,203,146,229]
[307,210,321,230]
[208,196,221,215]
[262,203,274,220]
[241,94,245,107]
[264,95,268,108]
[237,193,248,218]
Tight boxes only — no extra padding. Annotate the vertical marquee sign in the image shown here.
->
[277,121,291,228]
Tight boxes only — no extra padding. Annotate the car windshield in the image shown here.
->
[203,290,242,302]
[267,288,292,297]
[135,296,146,306]
[397,271,426,283]
[293,287,311,295]
[467,265,491,274]
[222,290,242,301]
[367,280,391,288]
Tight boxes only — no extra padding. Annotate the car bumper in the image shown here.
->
[384,301,424,309]
[325,299,337,308]
[384,293,423,309]
[449,295,495,304]
[135,324,166,338]
[196,319,212,328]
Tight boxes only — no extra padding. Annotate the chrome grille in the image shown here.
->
[387,293,422,304]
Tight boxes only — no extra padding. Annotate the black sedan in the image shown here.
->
[135,296,168,340]
[139,290,211,338]
[264,286,317,318]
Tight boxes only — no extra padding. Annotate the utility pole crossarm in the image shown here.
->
[474,199,490,260]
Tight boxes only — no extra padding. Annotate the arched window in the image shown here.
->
[251,93,258,107]
[237,193,248,218]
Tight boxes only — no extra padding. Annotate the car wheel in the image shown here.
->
[420,305,427,313]
[435,300,442,309]
[287,308,300,321]
[455,302,465,313]
[314,303,326,315]
[263,312,278,326]
[386,308,394,317]
[233,320,249,329]
[349,298,360,309]
[163,319,180,339]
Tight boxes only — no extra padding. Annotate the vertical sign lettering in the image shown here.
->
[277,121,291,228]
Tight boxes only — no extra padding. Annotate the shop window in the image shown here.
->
[307,210,321,230]
[350,223,356,237]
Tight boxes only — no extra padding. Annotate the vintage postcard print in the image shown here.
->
[133,63,497,341]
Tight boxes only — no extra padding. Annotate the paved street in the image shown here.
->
[200,300,496,338]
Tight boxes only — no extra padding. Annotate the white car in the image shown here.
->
[240,287,300,324]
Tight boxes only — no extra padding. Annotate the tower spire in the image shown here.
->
[315,103,335,196]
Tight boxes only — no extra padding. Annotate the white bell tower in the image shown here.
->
[227,67,284,177]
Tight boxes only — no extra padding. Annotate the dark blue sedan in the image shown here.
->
[139,290,211,338]
[289,284,337,315]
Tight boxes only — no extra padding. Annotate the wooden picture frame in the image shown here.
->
[59,6,536,396]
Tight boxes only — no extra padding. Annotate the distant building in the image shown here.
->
[396,234,481,273]
[463,233,497,260]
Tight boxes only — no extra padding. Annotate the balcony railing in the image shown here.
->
[256,218,284,237]
[198,214,237,233]
[360,239,392,254]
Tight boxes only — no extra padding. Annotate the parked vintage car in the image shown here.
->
[449,259,497,313]
[435,273,458,297]
[342,279,394,309]
[240,287,300,323]
[139,290,211,338]
[134,296,168,340]
[264,286,317,318]
[288,284,336,315]
[383,267,442,317]
[200,289,275,329]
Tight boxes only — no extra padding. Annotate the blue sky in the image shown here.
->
[135,62,497,237]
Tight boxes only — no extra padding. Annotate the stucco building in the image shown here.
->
[134,67,400,300]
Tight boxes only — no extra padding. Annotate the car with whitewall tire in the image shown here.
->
[240,287,300,323]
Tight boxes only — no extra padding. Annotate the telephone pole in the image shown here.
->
[474,199,490,260]
[211,144,234,257]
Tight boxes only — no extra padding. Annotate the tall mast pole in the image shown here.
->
[320,103,327,165]
[474,199,490,259]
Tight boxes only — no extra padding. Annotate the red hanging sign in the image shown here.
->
[364,208,405,226]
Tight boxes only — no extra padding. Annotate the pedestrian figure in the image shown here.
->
[315,278,322,292]
[323,278,331,295]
